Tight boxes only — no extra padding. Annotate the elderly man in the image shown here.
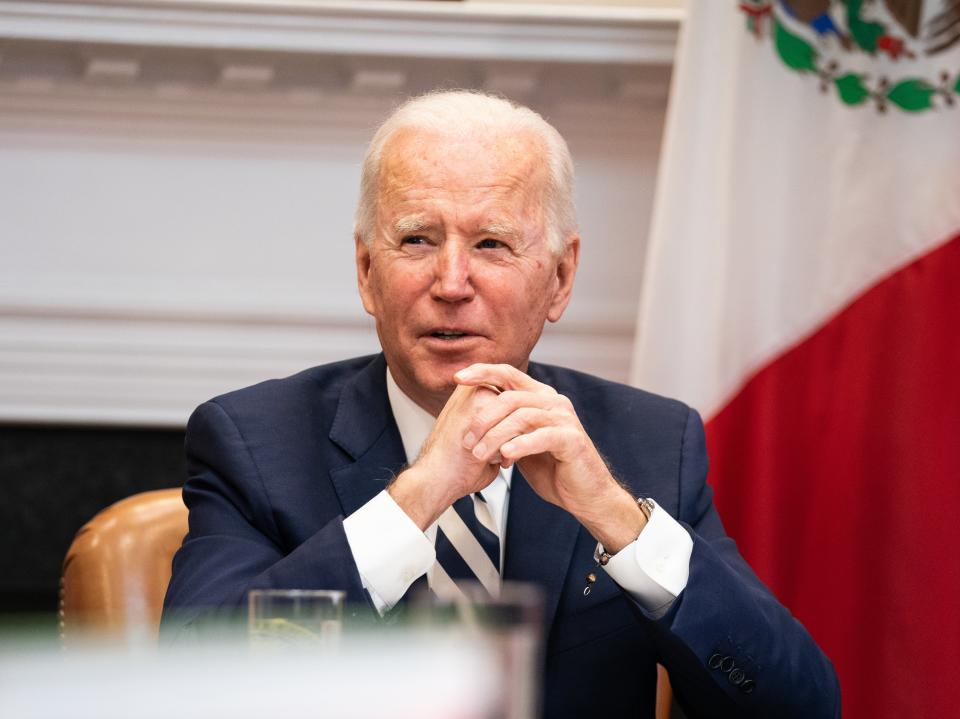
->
[163,91,839,718]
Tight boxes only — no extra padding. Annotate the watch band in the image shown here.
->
[593,497,655,566]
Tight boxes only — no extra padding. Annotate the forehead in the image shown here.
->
[376,127,548,223]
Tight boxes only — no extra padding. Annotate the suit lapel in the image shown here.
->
[503,465,581,633]
[328,354,407,516]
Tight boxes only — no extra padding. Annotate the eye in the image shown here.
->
[476,238,505,250]
[401,235,427,245]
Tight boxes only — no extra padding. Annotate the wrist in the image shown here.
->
[387,465,453,531]
[580,488,649,555]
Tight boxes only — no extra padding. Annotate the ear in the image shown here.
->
[547,234,580,323]
[355,232,377,317]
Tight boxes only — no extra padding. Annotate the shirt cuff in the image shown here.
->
[598,499,693,618]
[342,489,435,614]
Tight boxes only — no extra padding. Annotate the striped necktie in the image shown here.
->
[432,492,501,600]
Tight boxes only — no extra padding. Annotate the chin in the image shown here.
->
[416,370,458,398]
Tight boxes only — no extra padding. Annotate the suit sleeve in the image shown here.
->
[161,400,370,637]
[640,407,841,719]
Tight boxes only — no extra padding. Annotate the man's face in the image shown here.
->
[356,127,579,415]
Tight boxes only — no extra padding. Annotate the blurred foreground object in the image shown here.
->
[633,2,960,717]
[60,489,187,646]
[412,582,544,719]
[53,489,532,719]
[0,631,500,719]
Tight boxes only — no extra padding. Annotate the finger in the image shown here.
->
[499,426,575,464]
[470,407,558,463]
[440,382,500,428]
[454,363,550,393]
[463,390,567,451]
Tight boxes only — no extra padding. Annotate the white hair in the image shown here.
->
[355,90,577,254]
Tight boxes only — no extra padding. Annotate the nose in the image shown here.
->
[431,242,475,303]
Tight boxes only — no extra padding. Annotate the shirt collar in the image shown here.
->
[385,368,436,466]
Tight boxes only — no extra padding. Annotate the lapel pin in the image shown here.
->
[583,572,597,596]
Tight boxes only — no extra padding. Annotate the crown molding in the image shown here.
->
[0,302,635,428]
[0,1,682,64]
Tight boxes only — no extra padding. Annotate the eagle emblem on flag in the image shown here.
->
[739,0,960,111]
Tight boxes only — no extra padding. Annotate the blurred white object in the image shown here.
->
[0,630,500,719]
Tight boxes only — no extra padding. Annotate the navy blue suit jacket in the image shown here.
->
[162,354,839,718]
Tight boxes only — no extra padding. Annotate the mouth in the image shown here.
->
[422,327,484,345]
[430,330,471,340]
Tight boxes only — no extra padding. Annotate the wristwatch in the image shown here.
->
[593,497,655,566]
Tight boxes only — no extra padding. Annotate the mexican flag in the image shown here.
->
[631,2,960,717]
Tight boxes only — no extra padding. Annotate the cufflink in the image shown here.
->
[585,497,656,595]
[592,497,655,564]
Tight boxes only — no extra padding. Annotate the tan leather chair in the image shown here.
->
[59,488,187,646]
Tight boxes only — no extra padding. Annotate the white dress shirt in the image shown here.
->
[342,369,694,617]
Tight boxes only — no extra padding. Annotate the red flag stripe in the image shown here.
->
[705,232,960,718]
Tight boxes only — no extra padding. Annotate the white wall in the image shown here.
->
[0,0,679,426]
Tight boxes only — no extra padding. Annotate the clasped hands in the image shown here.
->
[388,363,647,555]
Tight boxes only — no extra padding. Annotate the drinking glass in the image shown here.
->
[412,581,544,719]
[248,589,345,651]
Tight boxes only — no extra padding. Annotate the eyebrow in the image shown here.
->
[393,216,430,235]
[478,222,520,238]
[392,217,521,238]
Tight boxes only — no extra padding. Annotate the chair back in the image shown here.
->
[60,488,187,645]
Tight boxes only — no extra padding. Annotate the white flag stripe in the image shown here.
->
[437,507,500,598]
[631,2,960,415]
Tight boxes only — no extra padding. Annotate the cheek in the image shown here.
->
[377,259,433,292]
[369,267,430,331]
[365,269,399,321]
[370,263,409,301]
[496,287,543,328]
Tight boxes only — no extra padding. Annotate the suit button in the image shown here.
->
[740,679,756,694]
[719,656,735,673]
[708,653,723,670]
[728,668,746,685]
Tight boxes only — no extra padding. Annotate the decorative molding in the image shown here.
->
[0,1,682,64]
[0,86,670,144]
[0,276,637,428]
[0,274,637,332]
[84,56,140,81]
[0,308,635,428]
[0,1,677,120]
